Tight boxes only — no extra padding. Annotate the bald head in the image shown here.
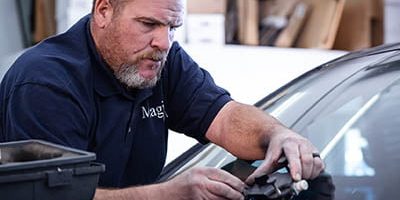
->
[92,0,130,15]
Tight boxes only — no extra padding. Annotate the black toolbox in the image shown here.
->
[0,140,105,200]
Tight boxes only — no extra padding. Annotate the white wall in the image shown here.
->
[56,0,92,34]
[385,0,400,43]
[0,1,24,58]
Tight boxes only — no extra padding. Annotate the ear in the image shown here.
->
[92,0,114,28]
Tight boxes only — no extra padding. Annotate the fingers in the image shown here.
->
[246,132,325,183]
[245,140,282,185]
[284,136,325,181]
[298,145,313,179]
[283,140,302,181]
[207,180,244,200]
[245,162,270,185]
[188,167,245,200]
[311,155,325,179]
[204,168,246,193]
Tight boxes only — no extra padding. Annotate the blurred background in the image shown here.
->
[1,0,399,58]
[2,0,399,101]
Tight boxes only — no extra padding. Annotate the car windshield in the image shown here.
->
[261,55,400,199]
[300,76,400,198]
[162,50,400,200]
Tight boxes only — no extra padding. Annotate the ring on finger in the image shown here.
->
[312,152,320,158]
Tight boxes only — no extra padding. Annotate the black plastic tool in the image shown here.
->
[244,157,308,200]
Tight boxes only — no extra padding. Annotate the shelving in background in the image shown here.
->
[187,0,385,51]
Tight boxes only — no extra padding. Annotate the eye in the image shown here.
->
[141,21,157,28]
[169,26,178,32]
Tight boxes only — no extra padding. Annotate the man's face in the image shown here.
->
[96,0,184,89]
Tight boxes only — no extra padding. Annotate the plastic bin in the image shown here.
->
[0,140,105,200]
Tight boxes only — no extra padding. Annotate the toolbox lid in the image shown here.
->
[0,140,96,173]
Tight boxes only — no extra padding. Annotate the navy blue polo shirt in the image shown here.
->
[0,15,232,187]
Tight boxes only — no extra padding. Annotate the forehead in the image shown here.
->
[121,0,184,23]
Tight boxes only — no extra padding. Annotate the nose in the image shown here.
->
[151,26,172,51]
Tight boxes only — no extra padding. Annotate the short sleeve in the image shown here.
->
[163,42,232,143]
[2,83,90,149]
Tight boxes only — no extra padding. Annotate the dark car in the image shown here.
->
[160,43,400,200]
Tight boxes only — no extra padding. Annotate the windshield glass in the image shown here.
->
[297,59,400,199]
[249,55,400,199]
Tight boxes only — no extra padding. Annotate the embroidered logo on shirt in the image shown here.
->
[141,101,168,119]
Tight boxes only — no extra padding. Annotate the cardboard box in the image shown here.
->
[333,0,384,50]
[187,0,227,14]
[237,0,259,45]
[296,0,346,49]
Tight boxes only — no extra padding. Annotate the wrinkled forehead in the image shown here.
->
[122,0,184,24]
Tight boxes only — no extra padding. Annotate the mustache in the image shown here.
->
[140,51,168,61]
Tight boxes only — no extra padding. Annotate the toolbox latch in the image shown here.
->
[47,167,73,187]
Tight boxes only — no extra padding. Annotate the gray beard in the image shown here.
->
[115,64,162,89]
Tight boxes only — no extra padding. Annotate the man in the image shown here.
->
[0,0,324,199]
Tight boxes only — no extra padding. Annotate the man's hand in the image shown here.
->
[164,167,245,200]
[245,129,325,184]
[205,101,324,185]
[94,167,245,200]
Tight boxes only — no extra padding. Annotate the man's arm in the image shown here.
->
[205,101,324,183]
[94,167,245,200]
[94,183,164,200]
